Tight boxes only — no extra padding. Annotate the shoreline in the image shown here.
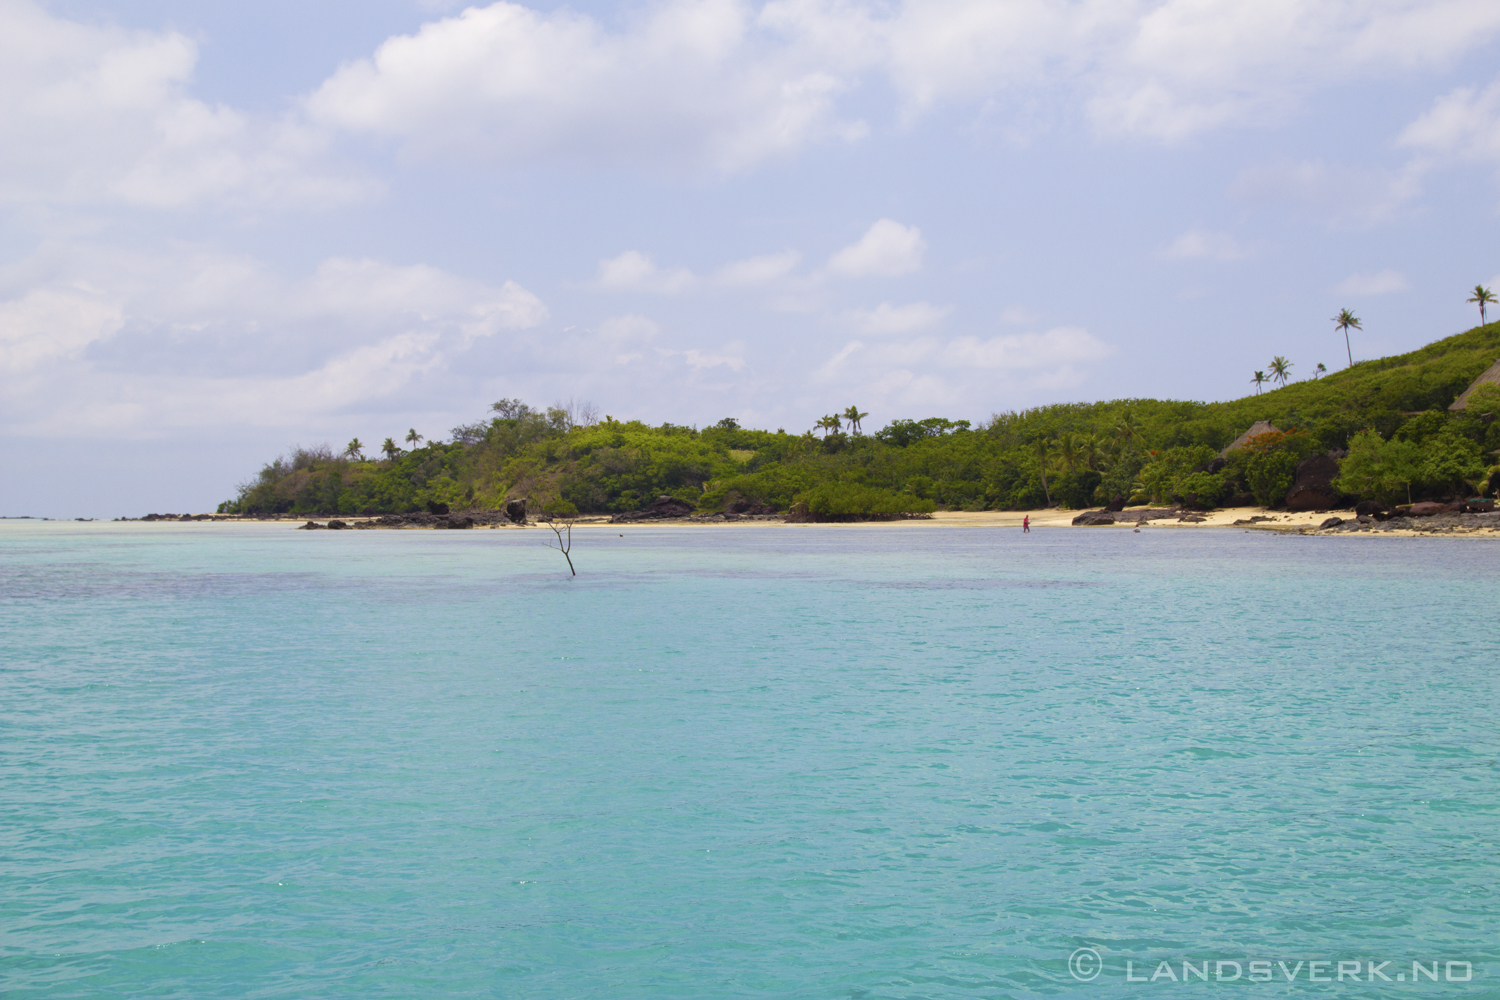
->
[27,505,1500,537]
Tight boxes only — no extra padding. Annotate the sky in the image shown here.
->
[6,0,1500,515]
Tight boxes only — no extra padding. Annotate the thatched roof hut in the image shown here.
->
[1220,420,1281,457]
[1448,358,1500,411]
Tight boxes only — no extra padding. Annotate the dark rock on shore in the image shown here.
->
[1105,494,1126,512]
[426,501,450,515]
[1354,499,1387,516]
[1071,510,1115,525]
[610,495,695,523]
[297,520,323,529]
[327,519,349,530]
[1403,501,1462,517]
[1319,516,1344,529]
[505,498,528,523]
[1285,453,1341,511]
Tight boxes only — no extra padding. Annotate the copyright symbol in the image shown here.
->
[1069,947,1103,981]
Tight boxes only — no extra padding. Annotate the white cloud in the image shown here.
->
[598,313,662,341]
[713,250,800,286]
[936,327,1113,370]
[7,0,1500,213]
[825,219,926,278]
[1163,229,1251,261]
[296,0,1500,171]
[813,324,1114,409]
[1335,269,1410,295]
[672,345,748,371]
[304,0,865,173]
[1399,79,1500,162]
[0,0,372,208]
[845,301,951,334]
[596,312,661,364]
[0,287,124,372]
[0,244,548,434]
[597,251,696,294]
[1230,158,1424,226]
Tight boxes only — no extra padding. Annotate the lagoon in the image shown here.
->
[2,522,1497,997]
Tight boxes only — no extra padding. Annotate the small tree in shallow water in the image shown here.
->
[545,521,576,576]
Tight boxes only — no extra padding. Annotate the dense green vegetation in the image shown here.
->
[221,323,1500,516]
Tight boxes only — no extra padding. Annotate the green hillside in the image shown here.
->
[221,323,1500,517]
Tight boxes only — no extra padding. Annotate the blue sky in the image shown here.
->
[6,0,1500,515]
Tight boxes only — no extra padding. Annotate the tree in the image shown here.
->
[343,438,364,460]
[842,405,869,435]
[1032,437,1053,505]
[381,437,400,461]
[545,521,576,576]
[1251,371,1267,394]
[1079,432,1102,471]
[1468,284,1496,324]
[1420,426,1487,498]
[1057,433,1080,472]
[1335,429,1422,504]
[405,428,424,448]
[1312,362,1327,379]
[816,414,842,438]
[1333,309,1361,368]
[1269,356,1293,386]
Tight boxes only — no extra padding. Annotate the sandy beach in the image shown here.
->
[138,505,1500,537]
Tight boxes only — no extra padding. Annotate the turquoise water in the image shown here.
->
[3,522,1498,998]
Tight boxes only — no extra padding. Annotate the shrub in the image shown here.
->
[1052,470,1102,509]
[1241,450,1300,507]
[796,483,937,516]
[1419,426,1487,497]
[1174,471,1229,507]
[1335,429,1422,504]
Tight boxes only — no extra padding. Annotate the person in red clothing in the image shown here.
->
[1022,515,1030,533]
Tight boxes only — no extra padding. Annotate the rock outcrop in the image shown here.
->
[1284,452,1341,511]
[1353,499,1387,517]
[1105,494,1126,512]
[505,498,528,523]
[1071,510,1116,525]
[610,495,695,523]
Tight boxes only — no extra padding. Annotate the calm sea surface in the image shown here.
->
[2,522,1498,998]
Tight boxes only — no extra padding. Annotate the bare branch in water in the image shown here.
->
[545,521,576,576]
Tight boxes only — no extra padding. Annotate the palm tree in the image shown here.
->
[1332,309,1361,368]
[1469,285,1496,324]
[343,438,364,460]
[381,437,400,461]
[1079,432,1102,471]
[1268,356,1293,386]
[842,405,869,435]
[816,414,842,438]
[1057,433,1080,472]
[1113,413,1141,449]
[1251,371,1267,394]
[405,428,424,449]
[1032,437,1053,505]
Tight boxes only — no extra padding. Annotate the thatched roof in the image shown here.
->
[1220,420,1281,456]
[1448,358,1500,410]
